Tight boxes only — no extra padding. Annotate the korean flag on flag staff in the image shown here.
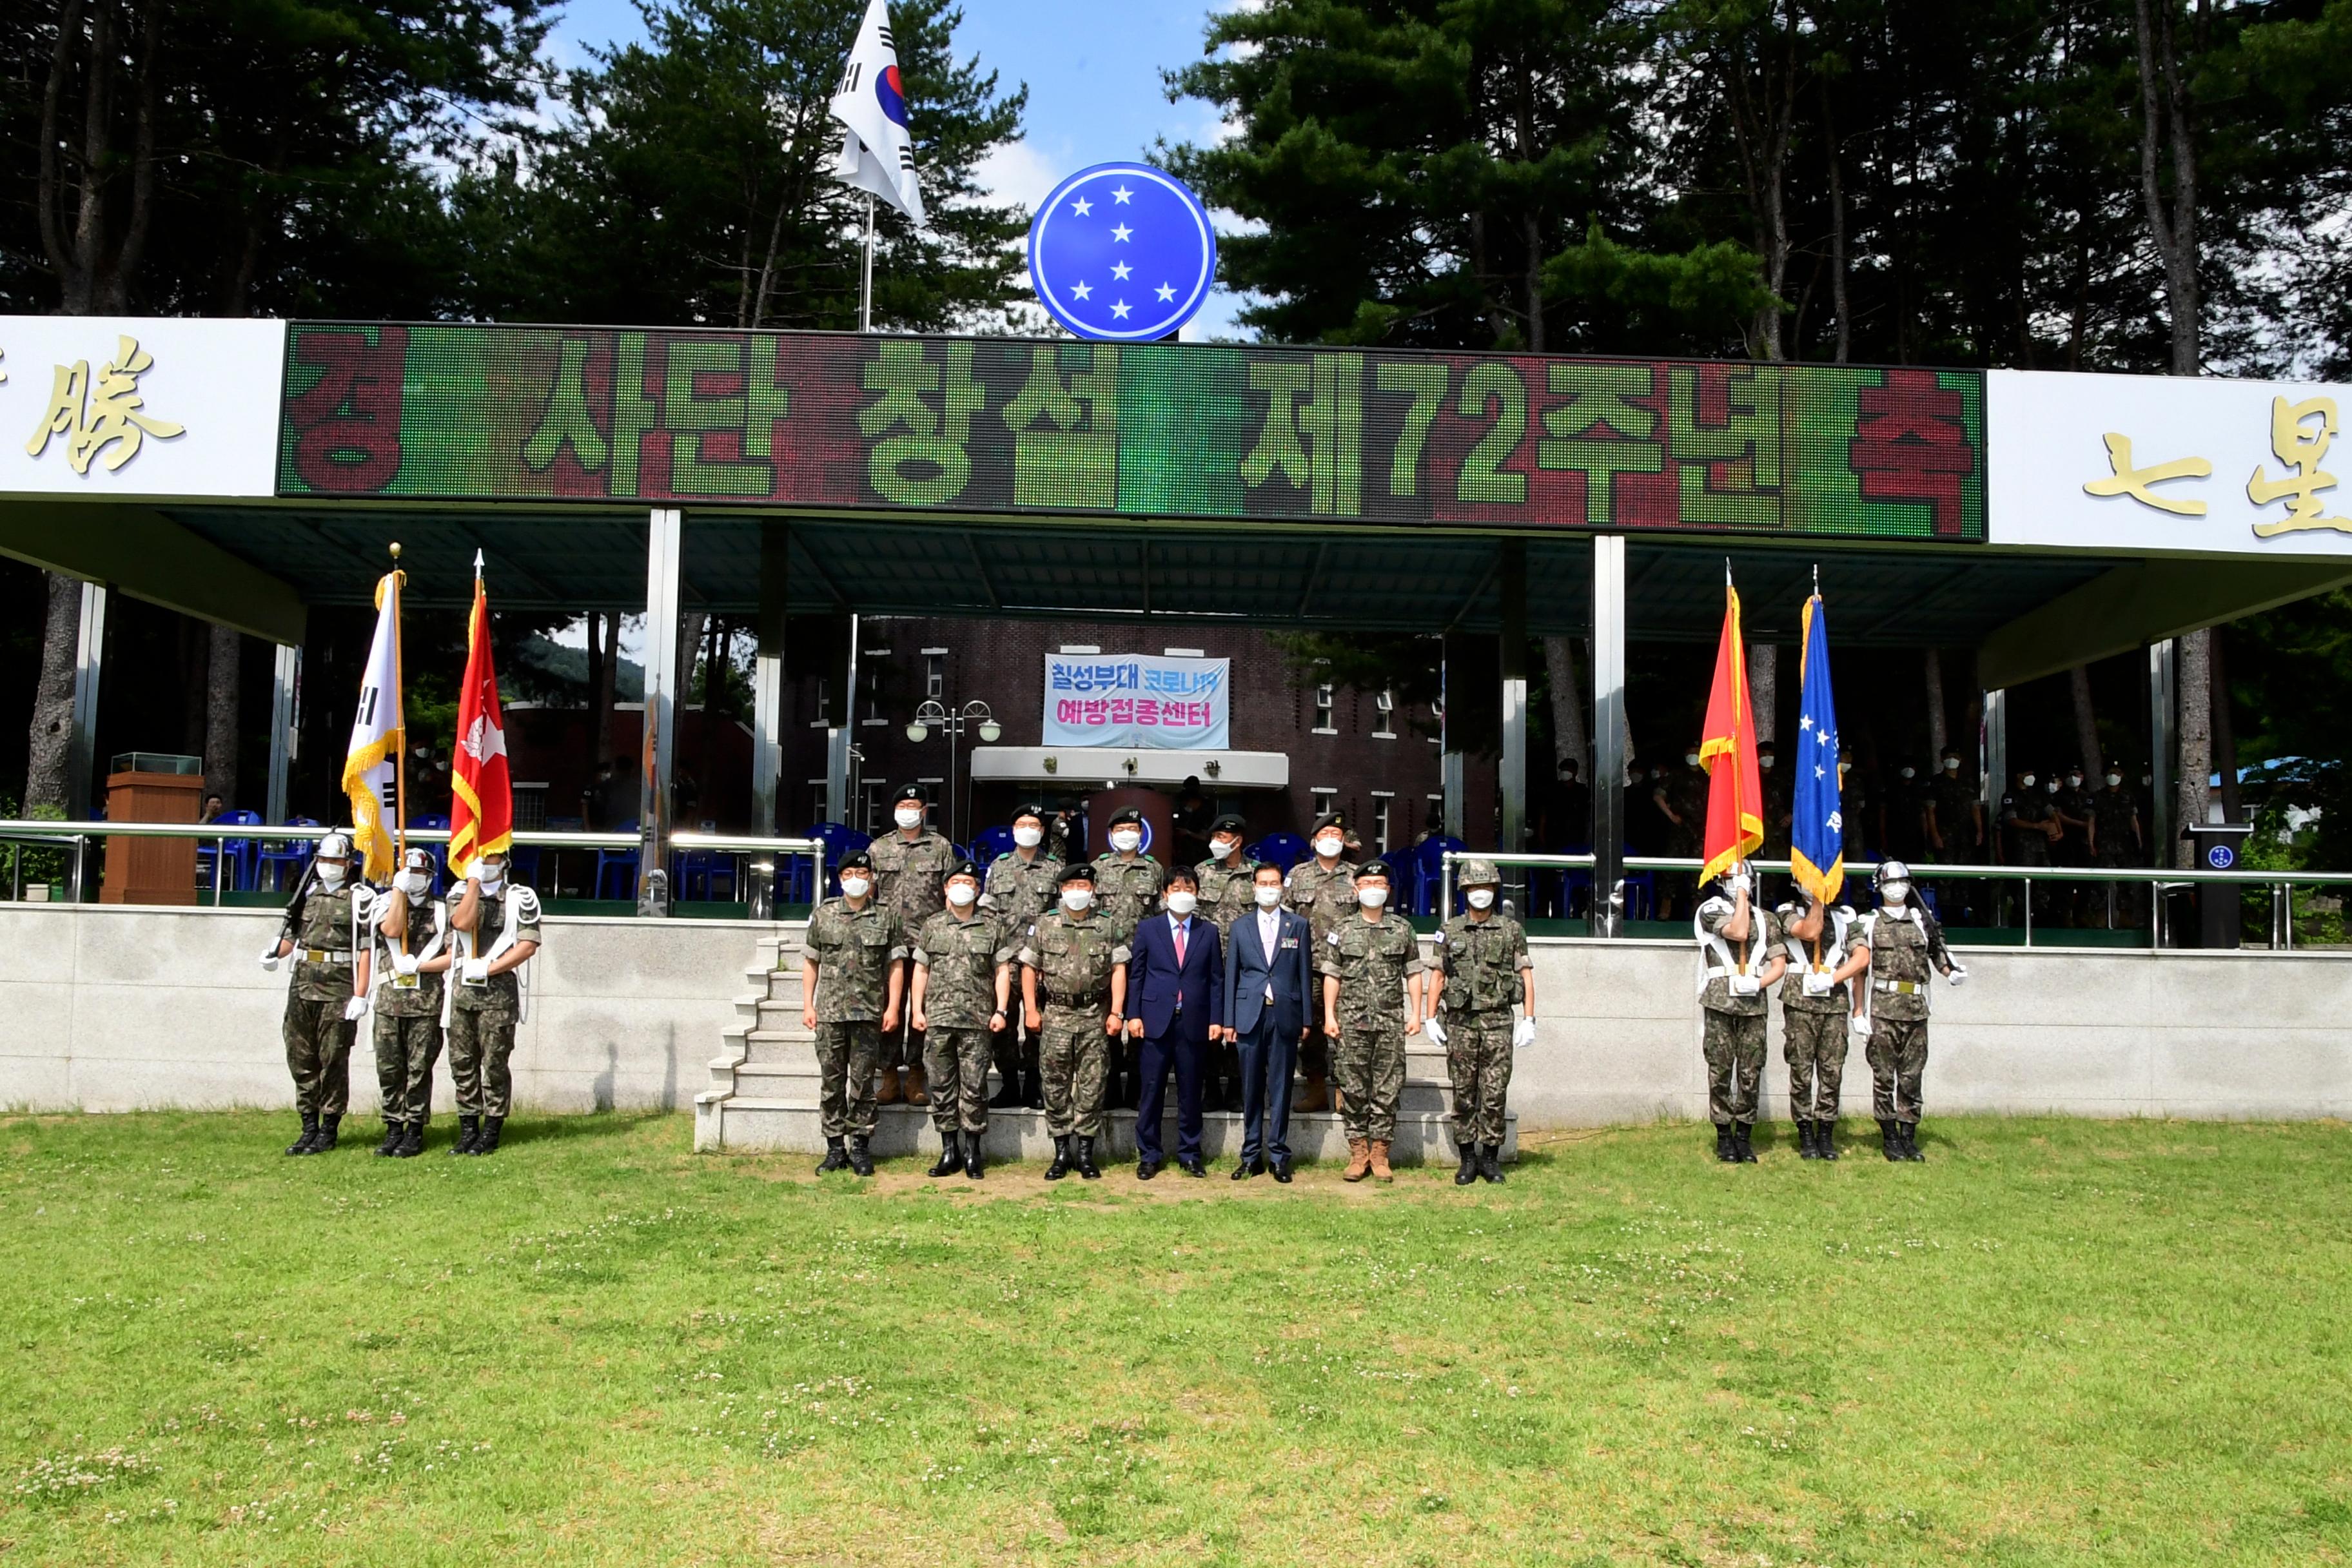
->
[830,0,925,226]
[1790,587,1846,904]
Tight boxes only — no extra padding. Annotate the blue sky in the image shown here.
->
[545,1,1255,338]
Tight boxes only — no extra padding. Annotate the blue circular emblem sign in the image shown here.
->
[2206,843,2236,870]
[1028,162,1217,342]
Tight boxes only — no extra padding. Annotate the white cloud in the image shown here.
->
[972,138,1066,216]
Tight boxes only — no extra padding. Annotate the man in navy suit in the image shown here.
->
[1125,867,1225,1178]
[1220,861,1317,1182]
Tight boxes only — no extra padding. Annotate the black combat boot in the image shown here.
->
[311,1115,342,1154]
[1714,1124,1738,1163]
[1044,1135,1073,1181]
[1479,1144,1505,1184]
[815,1137,850,1174]
[450,1114,480,1155]
[375,1120,404,1157]
[1795,1121,1818,1160]
[285,1115,319,1156]
[1075,1135,1102,1180]
[1877,1119,1901,1161]
[1817,1119,1839,1161]
[1732,1123,1757,1164]
[471,1117,503,1156]
[927,1131,963,1179]
[1900,1122,1925,1162]
[963,1135,985,1181]
[1454,1141,1480,1186]
[847,1137,875,1177]
[394,1123,424,1158]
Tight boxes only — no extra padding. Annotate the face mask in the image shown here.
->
[1013,825,1043,848]
[2020,774,2035,789]
[1899,767,1916,779]
[2068,774,2083,787]
[1253,884,1284,908]
[2046,779,2061,794]
[1881,881,1910,905]
[1467,888,1495,910]
[1165,890,1198,917]
[1061,888,1093,912]
[895,806,923,830]
[478,868,507,894]
[1839,761,1851,774]
[1759,754,1776,770]
[1110,828,1141,853]
[1314,836,1343,859]
[1944,759,1961,772]
[2107,773,2123,787]
[396,871,430,897]
[840,876,870,899]
[1210,836,1239,860]
[2141,775,2151,787]
[946,882,977,908]
[1357,885,1389,909]
[317,862,348,890]
[1684,752,1700,767]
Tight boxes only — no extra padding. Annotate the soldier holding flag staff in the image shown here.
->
[1852,860,1965,1161]
[435,852,540,1156]
[261,831,373,1155]
[1779,585,1868,1161]
[369,846,447,1158]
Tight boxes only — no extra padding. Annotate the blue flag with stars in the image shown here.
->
[1791,591,1845,903]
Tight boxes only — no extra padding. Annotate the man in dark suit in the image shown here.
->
[1125,867,1225,1178]
[1220,861,1316,1182]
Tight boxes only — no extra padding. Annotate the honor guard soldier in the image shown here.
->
[1320,859,1426,1184]
[1775,885,1869,1160]
[1427,859,1535,1185]
[1092,806,1165,1106]
[1284,811,1358,1113]
[911,859,1014,1181]
[436,850,541,1157]
[982,804,1061,1109]
[869,783,956,1108]
[1852,860,1965,1161]
[1196,813,1257,1107]
[1694,859,1785,1163]
[368,847,447,1157]
[1019,863,1131,1182]
[799,850,906,1177]
[260,830,373,1155]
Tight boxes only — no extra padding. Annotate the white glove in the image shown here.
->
[462,957,491,985]
[342,997,369,1023]
[259,950,280,972]
[1511,1017,1536,1050]
[1946,966,1968,988]
[392,951,420,978]
[1423,1017,1447,1048]
[1802,971,1833,997]
[1849,1013,1872,1037]
[1729,873,1752,896]
[1729,974,1761,997]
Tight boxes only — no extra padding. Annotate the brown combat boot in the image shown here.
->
[876,1066,903,1105]
[1368,1140,1393,1182]
[1342,1137,1372,1182]
[1297,1072,1331,1113]
[903,1064,930,1106]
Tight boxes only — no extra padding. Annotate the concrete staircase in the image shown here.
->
[694,930,1516,1164]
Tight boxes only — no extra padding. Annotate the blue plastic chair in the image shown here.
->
[968,825,1015,864]
[1247,832,1309,874]
[596,819,641,901]
[197,808,264,892]
[1407,835,1467,914]
[253,816,320,891]
[678,848,739,901]
[801,823,872,897]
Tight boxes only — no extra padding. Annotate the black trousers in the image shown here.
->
[1135,1028,1209,1162]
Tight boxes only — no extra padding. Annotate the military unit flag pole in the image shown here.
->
[1790,582,1845,903]
[341,546,406,883]
[447,550,513,881]
[1698,565,1764,882]
[829,0,926,332]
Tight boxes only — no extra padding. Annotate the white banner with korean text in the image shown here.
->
[1043,652,1230,750]
[1988,367,2352,558]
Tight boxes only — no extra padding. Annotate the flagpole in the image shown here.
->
[860,193,876,332]
[389,542,407,876]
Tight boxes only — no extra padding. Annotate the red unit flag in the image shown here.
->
[1699,574,1765,882]
[448,555,513,877]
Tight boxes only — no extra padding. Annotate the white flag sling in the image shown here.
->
[830,0,926,226]
[341,570,405,883]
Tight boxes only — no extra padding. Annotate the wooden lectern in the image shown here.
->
[101,761,203,905]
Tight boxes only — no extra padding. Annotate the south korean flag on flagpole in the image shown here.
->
[830,0,926,227]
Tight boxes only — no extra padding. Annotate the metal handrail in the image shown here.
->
[0,819,827,914]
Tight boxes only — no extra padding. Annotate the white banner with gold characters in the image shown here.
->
[1988,367,2352,558]
[0,315,284,498]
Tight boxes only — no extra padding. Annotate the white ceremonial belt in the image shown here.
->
[302,949,353,965]
[1875,979,1925,995]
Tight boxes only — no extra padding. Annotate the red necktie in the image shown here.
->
[1175,920,1188,966]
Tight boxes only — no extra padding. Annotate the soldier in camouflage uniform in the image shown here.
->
[260,830,373,1155]
[2091,767,2145,928]
[1694,860,1785,1164]
[368,847,446,1158]
[1429,858,1535,1186]
[1283,810,1357,1114]
[1195,812,1256,1108]
[435,849,542,1158]
[868,783,956,1108]
[912,859,1014,1181]
[1654,752,1709,918]
[1320,859,1426,1183]
[1091,805,1165,1108]
[1019,862,1131,1182]
[983,804,1061,1109]
[2052,764,2098,927]
[798,849,906,1177]
[1996,767,2060,927]
[1852,859,1966,1161]
[1774,886,1869,1161]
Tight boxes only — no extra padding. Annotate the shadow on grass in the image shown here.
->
[477,1109,676,1149]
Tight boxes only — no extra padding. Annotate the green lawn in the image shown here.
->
[1,1113,2346,1567]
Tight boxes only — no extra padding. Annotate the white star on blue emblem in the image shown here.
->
[1111,261,1132,280]
[1113,186,1133,204]
[1071,281,1092,300]
[1110,300,1131,319]
[1111,224,1133,242]
[1071,197,1092,217]
[1155,282,1176,301]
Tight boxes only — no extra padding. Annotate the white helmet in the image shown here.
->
[1874,859,1913,890]
[316,831,355,863]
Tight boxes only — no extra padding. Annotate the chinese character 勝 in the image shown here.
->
[26,335,186,475]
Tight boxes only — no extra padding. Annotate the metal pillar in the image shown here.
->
[1496,542,1529,910]
[1591,535,1627,937]
[2148,638,2177,863]
[266,642,302,825]
[825,614,860,827]
[1981,687,2008,820]
[751,524,789,839]
[64,582,108,825]
[637,508,683,916]
[1439,634,1465,841]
